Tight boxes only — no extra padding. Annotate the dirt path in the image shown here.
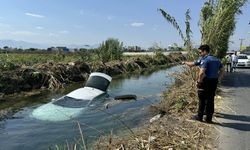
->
[216,68,250,150]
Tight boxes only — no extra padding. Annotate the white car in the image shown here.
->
[31,72,112,121]
[247,55,250,60]
[237,55,250,67]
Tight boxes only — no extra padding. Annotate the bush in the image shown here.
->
[78,49,94,62]
[96,38,123,64]
[0,59,18,71]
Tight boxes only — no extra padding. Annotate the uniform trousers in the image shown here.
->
[197,78,218,122]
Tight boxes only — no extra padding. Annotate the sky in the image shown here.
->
[0,0,249,49]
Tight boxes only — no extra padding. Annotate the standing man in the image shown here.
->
[231,51,238,72]
[225,53,232,72]
[182,44,224,123]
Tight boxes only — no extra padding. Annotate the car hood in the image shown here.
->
[31,102,84,121]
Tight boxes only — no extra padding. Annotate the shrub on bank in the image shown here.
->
[96,38,123,65]
[158,67,198,113]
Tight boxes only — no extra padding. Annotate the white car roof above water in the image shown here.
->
[66,72,112,100]
[89,72,112,81]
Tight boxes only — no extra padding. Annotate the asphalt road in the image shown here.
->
[217,68,250,150]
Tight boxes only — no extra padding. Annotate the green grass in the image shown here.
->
[0,51,100,70]
[0,52,79,64]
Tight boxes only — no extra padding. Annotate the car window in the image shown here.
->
[244,52,250,55]
[53,96,90,108]
[85,76,110,91]
[238,56,248,59]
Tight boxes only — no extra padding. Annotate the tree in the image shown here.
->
[159,0,247,58]
[96,38,123,64]
[158,8,193,51]
[3,46,9,49]
[28,48,37,51]
[199,0,247,58]
[185,9,192,51]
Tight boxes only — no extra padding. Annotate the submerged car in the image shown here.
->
[237,54,250,68]
[31,72,112,121]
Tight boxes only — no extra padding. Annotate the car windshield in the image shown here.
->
[85,76,110,91]
[52,96,90,108]
[238,56,248,59]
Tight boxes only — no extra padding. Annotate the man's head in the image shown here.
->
[198,44,210,57]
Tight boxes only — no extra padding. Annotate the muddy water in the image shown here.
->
[0,66,182,150]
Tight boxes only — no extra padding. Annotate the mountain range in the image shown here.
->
[0,39,98,49]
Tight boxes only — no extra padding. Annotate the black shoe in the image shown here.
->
[205,117,213,123]
[205,120,213,124]
[191,115,203,122]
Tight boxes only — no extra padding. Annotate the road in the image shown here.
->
[217,68,250,150]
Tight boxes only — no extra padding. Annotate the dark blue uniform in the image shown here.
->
[194,55,223,78]
[194,55,223,122]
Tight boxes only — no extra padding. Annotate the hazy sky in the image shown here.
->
[0,0,249,49]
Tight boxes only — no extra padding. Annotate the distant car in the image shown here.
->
[31,72,112,121]
[247,55,250,60]
[236,54,250,68]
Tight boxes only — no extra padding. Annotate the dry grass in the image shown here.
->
[157,67,198,115]
[93,116,216,150]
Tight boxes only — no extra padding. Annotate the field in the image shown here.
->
[0,51,96,71]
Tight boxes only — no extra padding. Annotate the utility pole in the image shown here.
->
[239,38,245,51]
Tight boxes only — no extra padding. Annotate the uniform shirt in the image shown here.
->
[194,54,223,79]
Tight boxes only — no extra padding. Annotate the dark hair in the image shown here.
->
[198,44,210,53]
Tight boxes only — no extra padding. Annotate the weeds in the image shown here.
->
[175,96,189,111]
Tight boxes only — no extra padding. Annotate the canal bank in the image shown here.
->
[0,52,185,96]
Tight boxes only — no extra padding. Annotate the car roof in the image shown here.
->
[226,51,236,54]
[89,72,112,81]
[238,54,247,56]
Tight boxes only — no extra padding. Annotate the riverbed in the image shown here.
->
[0,65,182,150]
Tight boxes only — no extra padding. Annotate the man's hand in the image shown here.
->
[182,61,195,67]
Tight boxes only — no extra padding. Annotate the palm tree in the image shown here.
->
[185,9,193,51]
[158,8,193,51]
